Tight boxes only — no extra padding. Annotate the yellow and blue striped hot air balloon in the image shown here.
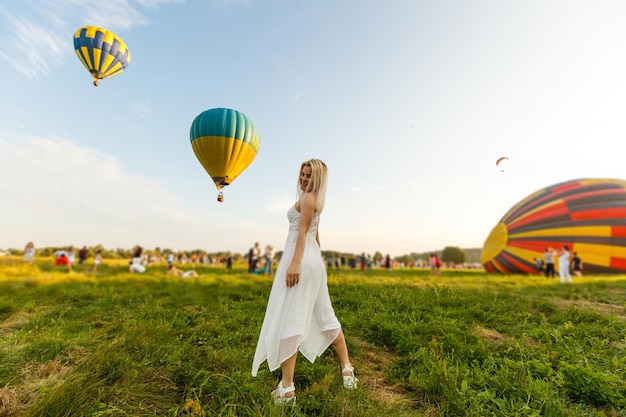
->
[190,108,260,201]
[481,178,626,274]
[73,26,131,86]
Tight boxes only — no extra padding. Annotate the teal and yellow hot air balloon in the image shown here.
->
[482,178,626,274]
[190,108,260,202]
[73,26,131,86]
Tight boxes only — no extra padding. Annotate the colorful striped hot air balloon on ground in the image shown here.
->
[73,26,131,86]
[190,108,260,202]
[482,178,626,274]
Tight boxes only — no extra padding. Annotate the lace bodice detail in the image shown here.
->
[287,205,320,236]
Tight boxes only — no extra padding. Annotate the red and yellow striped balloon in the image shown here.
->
[481,178,626,274]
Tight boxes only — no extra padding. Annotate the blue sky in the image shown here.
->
[2,1,626,257]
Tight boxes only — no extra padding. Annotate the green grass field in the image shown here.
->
[1,257,626,416]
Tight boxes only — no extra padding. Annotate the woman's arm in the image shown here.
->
[286,192,316,287]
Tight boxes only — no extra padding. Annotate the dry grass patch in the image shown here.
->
[0,358,76,417]
[472,325,510,345]
[0,312,34,338]
[0,387,19,417]
[551,297,626,320]
[351,337,418,410]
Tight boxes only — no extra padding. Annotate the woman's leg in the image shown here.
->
[332,328,353,370]
[280,351,298,393]
[333,328,359,388]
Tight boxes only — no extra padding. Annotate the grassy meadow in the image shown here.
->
[1,257,626,416]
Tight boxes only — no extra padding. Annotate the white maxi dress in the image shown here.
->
[252,205,341,376]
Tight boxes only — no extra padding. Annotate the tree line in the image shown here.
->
[4,245,481,266]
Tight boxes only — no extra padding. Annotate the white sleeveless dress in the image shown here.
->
[252,205,341,376]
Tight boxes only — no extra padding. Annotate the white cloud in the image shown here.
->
[262,189,294,212]
[0,133,284,253]
[0,134,201,248]
[63,1,149,30]
[128,100,157,119]
[0,0,183,79]
[0,13,65,78]
[350,182,384,194]
[135,0,185,10]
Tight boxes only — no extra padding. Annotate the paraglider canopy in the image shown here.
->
[496,156,508,172]
[73,26,131,86]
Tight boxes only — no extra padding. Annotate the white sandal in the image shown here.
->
[342,366,359,389]
[271,380,296,406]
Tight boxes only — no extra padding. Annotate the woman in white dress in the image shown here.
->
[252,159,357,405]
[557,245,573,283]
[23,241,35,264]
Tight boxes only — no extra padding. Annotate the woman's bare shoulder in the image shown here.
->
[296,192,316,214]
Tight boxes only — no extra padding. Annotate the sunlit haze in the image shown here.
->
[2,1,626,256]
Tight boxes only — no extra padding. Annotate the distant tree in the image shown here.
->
[396,254,412,267]
[321,250,335,260]
[441,246,467,264]
[373,251,383,264]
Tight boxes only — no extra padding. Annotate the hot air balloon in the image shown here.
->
[73,26,131,86]
[189,108,260,202]
[496,157,508,172]
[481,178,626,274]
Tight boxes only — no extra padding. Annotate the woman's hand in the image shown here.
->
[286,262,300,287]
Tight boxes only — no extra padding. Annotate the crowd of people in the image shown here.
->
[18,241,526,277]
[247,242,275,275]
[20,242,204,277]
[533,246,582,283]
[17,240,586,284]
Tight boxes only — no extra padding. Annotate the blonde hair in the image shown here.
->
[297,159,328,213]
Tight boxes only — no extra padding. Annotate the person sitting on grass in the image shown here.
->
[129,245,146,273]
[166,264,198,278]
[54,248,72,273]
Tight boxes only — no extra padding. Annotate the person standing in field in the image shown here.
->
[78,246,89,265]
[248,242,261,273]
[571,251,583,277]
[533,257,544,274]
[544,248,555,278]
[93,250,102,273]
[67,246,76,269]
[264,244,275,275]
[557,245,573,283]
[23,241,35,264]
[252,159,358,405]
[384,254,392,269]
[225,252,233,269]
[430,253,441,276]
